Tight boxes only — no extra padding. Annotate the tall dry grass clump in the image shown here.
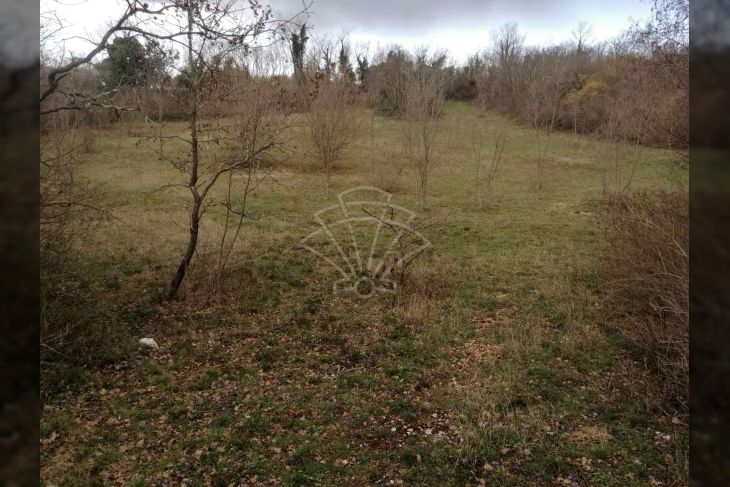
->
[601,190,688,410]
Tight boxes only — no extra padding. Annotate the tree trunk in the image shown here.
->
[158,89,164,159]
[167,105,200,298]
[167,199,201,299]
[419,166,428,209]
[167,5,200,300]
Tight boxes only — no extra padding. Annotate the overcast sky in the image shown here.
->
[40,0,655,63]
[279,0,653,59]
[1,0,38,65]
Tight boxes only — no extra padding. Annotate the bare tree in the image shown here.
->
[161,1,295,299]
[471,5,686,155]
[493,22,524,65]
[309,35,338,78]
[521,48,575,189]
[38,1,307,299]
[600,104,646,194]
[490,22,525,112]
[212,71,289,291]
[629,0,688,161]
[306,75,361,195]
[402,49,447,208]
[39,1,151,114]
[368,109,406,191]
[472,125,507,209]
[571,21,592,85]
[354,42,370,89]
[572,21,592,55]
[38,6,122,279]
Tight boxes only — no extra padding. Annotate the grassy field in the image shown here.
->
[41,102,688,486]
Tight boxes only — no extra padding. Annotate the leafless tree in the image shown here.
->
[354,42,370,89]
[402,49,447,208]
[522,48,574,189]
[157,1,306,299]
[629,0,688,161]
[493,22,524,65]
[368,109,406,191]
[38,1,308,299]
[39,2,150,115]
[489,22,525,112]
[600,107,646,194]
[306,75,361,195]
[38,6,114,278]
[572,21,592,55]
[211,71,289,291]
[472,125,507,209]
[308,35,338,78]
[472,13,686,156]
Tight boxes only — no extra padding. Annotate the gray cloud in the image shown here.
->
[40,0,654,65]
[1,0,38,65]
[272,0,650,36]
[267,0,652,61]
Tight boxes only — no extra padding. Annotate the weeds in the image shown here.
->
[40,103,688,486]
[601,190,688,410]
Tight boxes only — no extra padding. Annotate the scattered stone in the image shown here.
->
[139,337,160,350]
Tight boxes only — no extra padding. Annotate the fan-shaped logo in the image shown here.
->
[300,187,432,298]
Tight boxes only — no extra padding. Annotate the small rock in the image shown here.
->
[139,338,160,350]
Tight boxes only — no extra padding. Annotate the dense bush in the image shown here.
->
[367,47,411,116]
[601,190,688,409]
[470,1,688,152]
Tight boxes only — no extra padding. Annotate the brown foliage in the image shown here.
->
[306,76,362,192]
[367,47,412,116]
[601,190,688,410]
[475,8,688,154]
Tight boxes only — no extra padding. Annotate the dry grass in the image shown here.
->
[601,190,689,410]
[40,102,689,486]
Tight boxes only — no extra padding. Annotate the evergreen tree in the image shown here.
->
[356,53,369,88]
[100,36,148,87]
[338,41,355,82]
[290,23,308,83]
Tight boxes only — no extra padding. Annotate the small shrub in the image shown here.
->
[41,289,134,364]
[600,190,688,409]
[306,77,361,193]
[80,128,95,153]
